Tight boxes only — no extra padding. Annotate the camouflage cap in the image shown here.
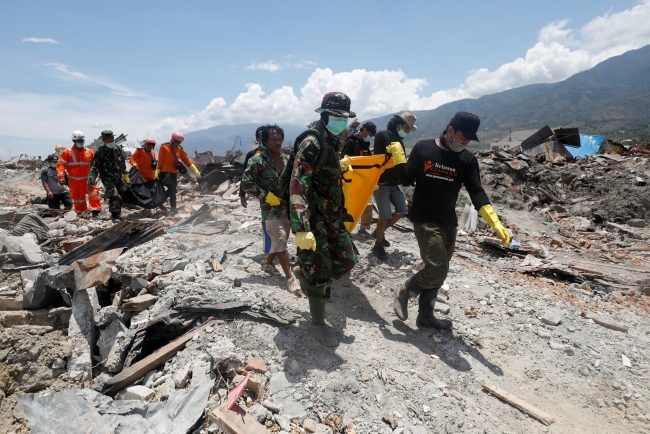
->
[101,130,114,138]
[314,92,356,118]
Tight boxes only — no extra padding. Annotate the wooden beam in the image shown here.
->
[584,315,629,333]
[482,384,555,426]
[120,294,157,312]
[102,319,215,396]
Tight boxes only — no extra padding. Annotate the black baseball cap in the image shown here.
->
[449,112,480,142]
[361,121,377,135]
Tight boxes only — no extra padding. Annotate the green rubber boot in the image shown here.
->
[308,296,338,347]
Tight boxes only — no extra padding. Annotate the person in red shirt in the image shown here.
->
[154,131,201,213]
[130,138,157,181]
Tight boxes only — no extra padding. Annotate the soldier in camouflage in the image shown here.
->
[87,130,130,220]
[290,92,359,347]
[242,125,302,297]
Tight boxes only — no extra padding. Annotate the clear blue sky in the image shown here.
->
[0,0,646,158]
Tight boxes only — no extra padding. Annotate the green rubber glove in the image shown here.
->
[479,204,511,247]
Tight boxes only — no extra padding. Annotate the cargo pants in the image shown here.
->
[297,219,359,298]
[413,222,457,291]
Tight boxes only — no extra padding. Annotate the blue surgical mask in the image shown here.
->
[325,116,348,135]
[50,163,57,168]
[75,141,84,148]
[106,142,116,149]
[397,127,407,138]
[363,136,371,143]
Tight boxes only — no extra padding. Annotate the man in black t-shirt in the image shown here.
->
[389,112,511,330]
[340,121,376,158]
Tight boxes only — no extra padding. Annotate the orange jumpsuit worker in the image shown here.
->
[154,131,201,214]
[130,138,157,181]
[57,130,102,216]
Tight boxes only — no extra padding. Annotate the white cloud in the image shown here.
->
[22,37,61,44]
[246,59,319,72]
[246,61,281,72]
[149,1,650,138]
[44,63,140,97]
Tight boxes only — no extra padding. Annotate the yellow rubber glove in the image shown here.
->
[123,174,130,184]
[132,163,137,168]
[479,204,511,247]
[265,192,281,206]
[154,169,160,180]
[190,164,201,178]
[295,231,317,251]
[387,142,407,165]
[339,155,353,172]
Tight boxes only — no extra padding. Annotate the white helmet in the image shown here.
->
[71,130,85,141]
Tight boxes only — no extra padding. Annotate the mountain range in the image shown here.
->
[183,44,650,154]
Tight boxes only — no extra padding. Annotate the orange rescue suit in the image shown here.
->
[57,146,101,213]
[157,143,193,174]
[130,148,157,181]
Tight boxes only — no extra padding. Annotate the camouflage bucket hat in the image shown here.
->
[314,92,356,118]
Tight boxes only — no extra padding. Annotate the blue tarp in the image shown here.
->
[568,134,605,158]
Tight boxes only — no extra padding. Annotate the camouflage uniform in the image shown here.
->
[242,149,289,221]
[290,120,359,298]
[88,145,126,213]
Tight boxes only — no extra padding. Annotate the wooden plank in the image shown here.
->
[120,294,157,312]
[585,315,629,333]
[208,402,271,434]
[482,384,555,426]
[102,319,215,396]
[569,265,603,275]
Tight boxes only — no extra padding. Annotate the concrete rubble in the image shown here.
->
[1,148,650,434]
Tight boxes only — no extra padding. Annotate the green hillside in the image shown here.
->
[367,44,650,147]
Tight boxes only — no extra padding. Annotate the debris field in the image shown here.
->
[1,148,650,434]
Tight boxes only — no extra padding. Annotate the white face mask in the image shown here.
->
[447,129,465,153]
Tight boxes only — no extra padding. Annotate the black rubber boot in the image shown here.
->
[308,296,338,347]
[111,212,123,221]
[416,289,453,330]
[91,210,100,217]
[372,243,388,261]
[393,276,422,321]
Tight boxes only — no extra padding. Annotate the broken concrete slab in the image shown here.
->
[98,318,128,361]
[18,237,45,264]
[115,385,154,401]
[67,288,98,381]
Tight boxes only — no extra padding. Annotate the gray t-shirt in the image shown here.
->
[41,167,66,194]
